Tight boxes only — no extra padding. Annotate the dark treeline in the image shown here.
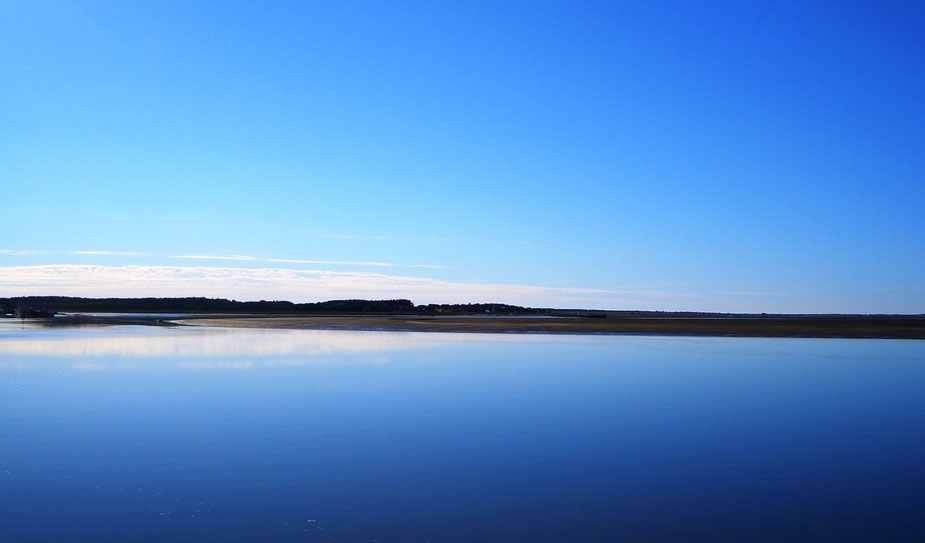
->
[0,296,539,315]
[6,296,918,319]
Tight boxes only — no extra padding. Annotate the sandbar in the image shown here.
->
[166,314,925,339]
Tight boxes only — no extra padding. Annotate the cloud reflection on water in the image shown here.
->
[0,324,556,372]
[0,326,458,359]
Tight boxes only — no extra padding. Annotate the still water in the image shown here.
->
[1,323,924,541]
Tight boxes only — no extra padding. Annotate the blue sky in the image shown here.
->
[2,1,923,312]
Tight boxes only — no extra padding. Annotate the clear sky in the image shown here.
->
[2,1,923,312]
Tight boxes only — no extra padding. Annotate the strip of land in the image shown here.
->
[167,314,925,339]
[4,297,922,338]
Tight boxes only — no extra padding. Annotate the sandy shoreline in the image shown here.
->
[164,314,925,339]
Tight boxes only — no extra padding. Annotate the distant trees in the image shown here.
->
[0,296,537,315]
[416,303,539,315]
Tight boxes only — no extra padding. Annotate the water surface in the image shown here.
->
[2,323,924,540]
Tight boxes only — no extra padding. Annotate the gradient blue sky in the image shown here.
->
[2,1,923,312]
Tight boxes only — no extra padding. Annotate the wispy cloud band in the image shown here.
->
[2,248,417,268]
[170,254,256,261]
[319,234,443,242]
[0,249,42,256]
[0,265,697,310]
[72,250,142,256]
[265,258,391,267]
[718,291,793,297]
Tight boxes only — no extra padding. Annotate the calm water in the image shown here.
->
[1,323,924,541]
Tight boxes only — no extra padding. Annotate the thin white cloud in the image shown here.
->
[719,291,792,297]
[0,264,698,310]
[6,248,405,269]
[265,258,391,267]
[72,250,142,256]
[171,254,255,261]
[366,235,441,241]
[320,234,443,242]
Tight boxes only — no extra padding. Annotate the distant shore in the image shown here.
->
[11,311,923,339]
[6,296,922,339]
[94,314,925,339]
[167,315,925,338]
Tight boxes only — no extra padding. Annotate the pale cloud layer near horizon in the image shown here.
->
[2,264,921,313]
[1,264,701,311]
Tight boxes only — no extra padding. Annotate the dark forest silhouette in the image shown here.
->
[0,296,539,316]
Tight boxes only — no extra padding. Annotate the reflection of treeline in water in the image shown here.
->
[0,296,540,315]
